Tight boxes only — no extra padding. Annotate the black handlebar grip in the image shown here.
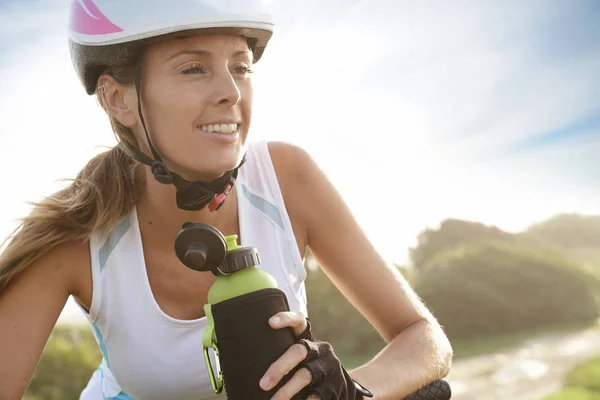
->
[402,379,451,400]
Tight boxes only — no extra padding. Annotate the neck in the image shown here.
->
[134,166,237,245]
[165,160,227,183]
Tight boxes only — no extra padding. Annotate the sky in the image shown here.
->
[0,0,599,273]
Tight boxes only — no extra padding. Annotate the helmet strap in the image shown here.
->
[125,64,245,212]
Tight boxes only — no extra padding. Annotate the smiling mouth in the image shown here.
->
[198,123,240,134]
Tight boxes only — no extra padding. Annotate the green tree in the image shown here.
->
[523,213,600,249]
[413,240,600,341]
[303,251,386,366]
[25,324,101,400]
[409,219,516,270]
[521,213,600,267]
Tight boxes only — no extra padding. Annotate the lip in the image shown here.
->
[197,128,240,144]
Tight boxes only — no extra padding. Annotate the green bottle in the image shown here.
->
[201,234,278,393]
[174,223,307,399]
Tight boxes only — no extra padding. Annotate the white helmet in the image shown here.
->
[68,0,275,95]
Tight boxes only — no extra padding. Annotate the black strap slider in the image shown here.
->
[151,161,173,185]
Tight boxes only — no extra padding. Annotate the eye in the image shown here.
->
[182,63,207,75]
[233,63,255,76]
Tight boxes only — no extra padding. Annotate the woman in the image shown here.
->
[0,1,452,399]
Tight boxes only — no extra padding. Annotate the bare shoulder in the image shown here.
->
[0,238,91,329]
[43,238,92,312]
[5,239,90,298]
[58,239,92,307]
[266,141,317,192]
[265,140,338,227]
[45,239,91,291]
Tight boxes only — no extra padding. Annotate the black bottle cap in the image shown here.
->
[216,246,262,275]
[174,222,227,272]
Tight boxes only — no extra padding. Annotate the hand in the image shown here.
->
[259,311,373,400]
[260,311,319,399]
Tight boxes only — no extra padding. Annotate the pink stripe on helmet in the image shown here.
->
[70,0,123,35]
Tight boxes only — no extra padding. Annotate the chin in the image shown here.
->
[177,155,244,182]
[209,146,245,170]
[165,138,247,180]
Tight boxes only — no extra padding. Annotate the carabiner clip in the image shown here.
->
[204,345,223,394]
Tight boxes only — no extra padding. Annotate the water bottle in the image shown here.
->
[174,222,309,399]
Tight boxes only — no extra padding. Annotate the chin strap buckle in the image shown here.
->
[208,183,233,213]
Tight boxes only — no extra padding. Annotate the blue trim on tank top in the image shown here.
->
[99,216,132,271]
[106,392,136,400]
[92,365,136,400]
[91,321,113,372]
[240,183,284,231]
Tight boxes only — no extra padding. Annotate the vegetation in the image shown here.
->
[304,261,385,366]
[413,239,599,340]
[24,325,101,400]
[544,388,600,400]
[408,219,518,270]
[544,355,600,399]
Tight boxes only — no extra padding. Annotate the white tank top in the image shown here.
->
[77,140,308,400]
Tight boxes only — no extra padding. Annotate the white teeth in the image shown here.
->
[199,123,238,134]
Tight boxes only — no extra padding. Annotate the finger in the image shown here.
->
[269,367,312,400]
[260,343,308,392]
[269,311,308,336]
[307,395,321,400]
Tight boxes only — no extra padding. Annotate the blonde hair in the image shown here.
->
[0,64,140,293]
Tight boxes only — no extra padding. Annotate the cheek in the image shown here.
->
[148,83,204,128]
[242,79,253,99]
[240,82,254,117]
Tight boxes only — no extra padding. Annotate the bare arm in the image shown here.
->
[0,241,88,400]
[270,142,453,399]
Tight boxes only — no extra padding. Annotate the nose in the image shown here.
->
[210,69,242,107]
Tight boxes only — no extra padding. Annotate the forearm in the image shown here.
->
[349,319,453,399]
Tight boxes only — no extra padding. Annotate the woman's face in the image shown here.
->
[134,33,254,181]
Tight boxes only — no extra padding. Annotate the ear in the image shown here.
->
[98,75,138,129]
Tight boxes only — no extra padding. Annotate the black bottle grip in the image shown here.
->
[209,288,310,399]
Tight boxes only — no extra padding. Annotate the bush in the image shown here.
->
[25,324,101,400]
[409,218,518,269]
[565,355,600,393]
[413,240,600,341]
[523,213,600,249]
[544,355,600,399]
[304,266,385,366]
[544,388,600,400]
